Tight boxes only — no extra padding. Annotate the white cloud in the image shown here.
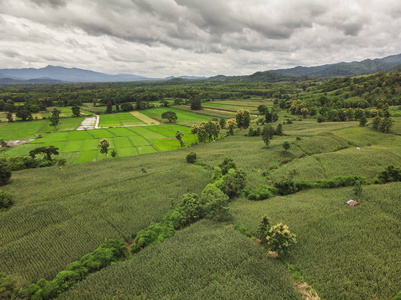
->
[0,0,400,77]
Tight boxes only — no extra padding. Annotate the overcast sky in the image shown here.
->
[0,0,400,77]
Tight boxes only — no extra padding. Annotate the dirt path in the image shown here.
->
[129,111,160,125]
[4,139,35,147]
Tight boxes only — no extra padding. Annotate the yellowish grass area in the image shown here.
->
[129,111,160,125]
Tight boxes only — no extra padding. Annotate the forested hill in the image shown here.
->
[268,53,401,78]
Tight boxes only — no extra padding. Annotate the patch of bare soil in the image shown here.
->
[297,282,320,300]
[5,139,35,147]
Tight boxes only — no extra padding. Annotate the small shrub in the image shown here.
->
[0,190,13,210]
[375,165,401,183]
[233,223,253,238]
[186,152,197,163]
[266,223,297,256]
[57,159,67,166]
[274,179,298,195]
[245,185,278,201]
[393,291,401,300]
[257,215,271,242]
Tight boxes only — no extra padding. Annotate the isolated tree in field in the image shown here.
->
[372,116,381,130]
[265,109,273,123]
[257,215,271,242]
[190,96,202,110]
[227,118,237,136]
[161,111,178,123]
[282,141,291,152]
[379,117,394,133]
[71,106,81,117]
[0,190,13,209]
[262,125,273,147]
[29,146,59,161]
[265,223,297,256]
[98,138,110,157]
[49,108,61,127]
[235,109,251,129]
[175,131,184,148]
[275,123,283,136]
[6,112,13,123]
[219,118,226,129]
[16,109,33,121]
[257,105,268,115]
[111,149,117,158]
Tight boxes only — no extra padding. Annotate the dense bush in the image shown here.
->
[0,159,11,185]
[30,239,127,299]
[274,179,298,195]
[375,165,401,183]
[214,168,247,198]
[201,184,230,221]
[121,102,133,112]
[0,190,13,210]
[0,273,29,299]
[244,185,278,200]
[218,156,236,175]
[247,127,261,136]
[186,152,197,163]
[6,156,56,171]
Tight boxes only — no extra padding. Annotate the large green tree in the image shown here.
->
[29,146,59,161]
[161,111,178,123]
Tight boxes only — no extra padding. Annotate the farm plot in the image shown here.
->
[99,114,121,127]
[60,221,301,300]
[0,120,46,140]
[0,154,212,282]
[115,112,145,126]
[140,107,212,123]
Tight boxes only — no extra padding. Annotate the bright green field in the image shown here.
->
[0,120,47,140]
[140,107,212,123]
[60,221,301,300]
[0,124,194,164]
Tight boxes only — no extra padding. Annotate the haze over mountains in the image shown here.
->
[1,53,401,85]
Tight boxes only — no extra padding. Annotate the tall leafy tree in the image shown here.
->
[98,139,110,157]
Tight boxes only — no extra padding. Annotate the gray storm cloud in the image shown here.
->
[0,0,400,77]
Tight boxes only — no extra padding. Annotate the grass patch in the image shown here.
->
[99,114,121,127]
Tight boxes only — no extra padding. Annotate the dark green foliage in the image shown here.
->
[29,146,59,161]
[274,179,298,195]
[201,184,230,221]
[218,156,236,175]
[0,190,13,210]
[6,112,13,122]
[262,124,274,147]
[0,273,29,299]
[394,291,401,300]
[71,106,80,117]
[16,109,33,121]
[232,223,253,238]
[5,156,56,171]
[317,115,325,123]
[219,118,226,129]
[175,131,184,148]
[131,223,175,254]
[0,159,11,185]
[244,185,278,201]
[295,176,367,191]
[57,159,67,166]
[161,111,178,123]
[375,165,401,183]
[186,152,196,163]
[257,215,271,241]
[110,149,117,158]
[190,96,202,110]
[282,141,291,152]
[372,116,381,130]
[214,168,247,198]
[257,104,268,115]
[359,114,367,126]
[235,109,251,129]
[121,102,133,112]
[247,127,261,136]
[106,102,113,114]
[379,117,394,133]
[30,239,128,299]
[275,123,283,136]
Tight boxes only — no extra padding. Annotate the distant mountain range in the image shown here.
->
[0,65,206,85]
[1,53,401,85]
[267,53,401,78]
